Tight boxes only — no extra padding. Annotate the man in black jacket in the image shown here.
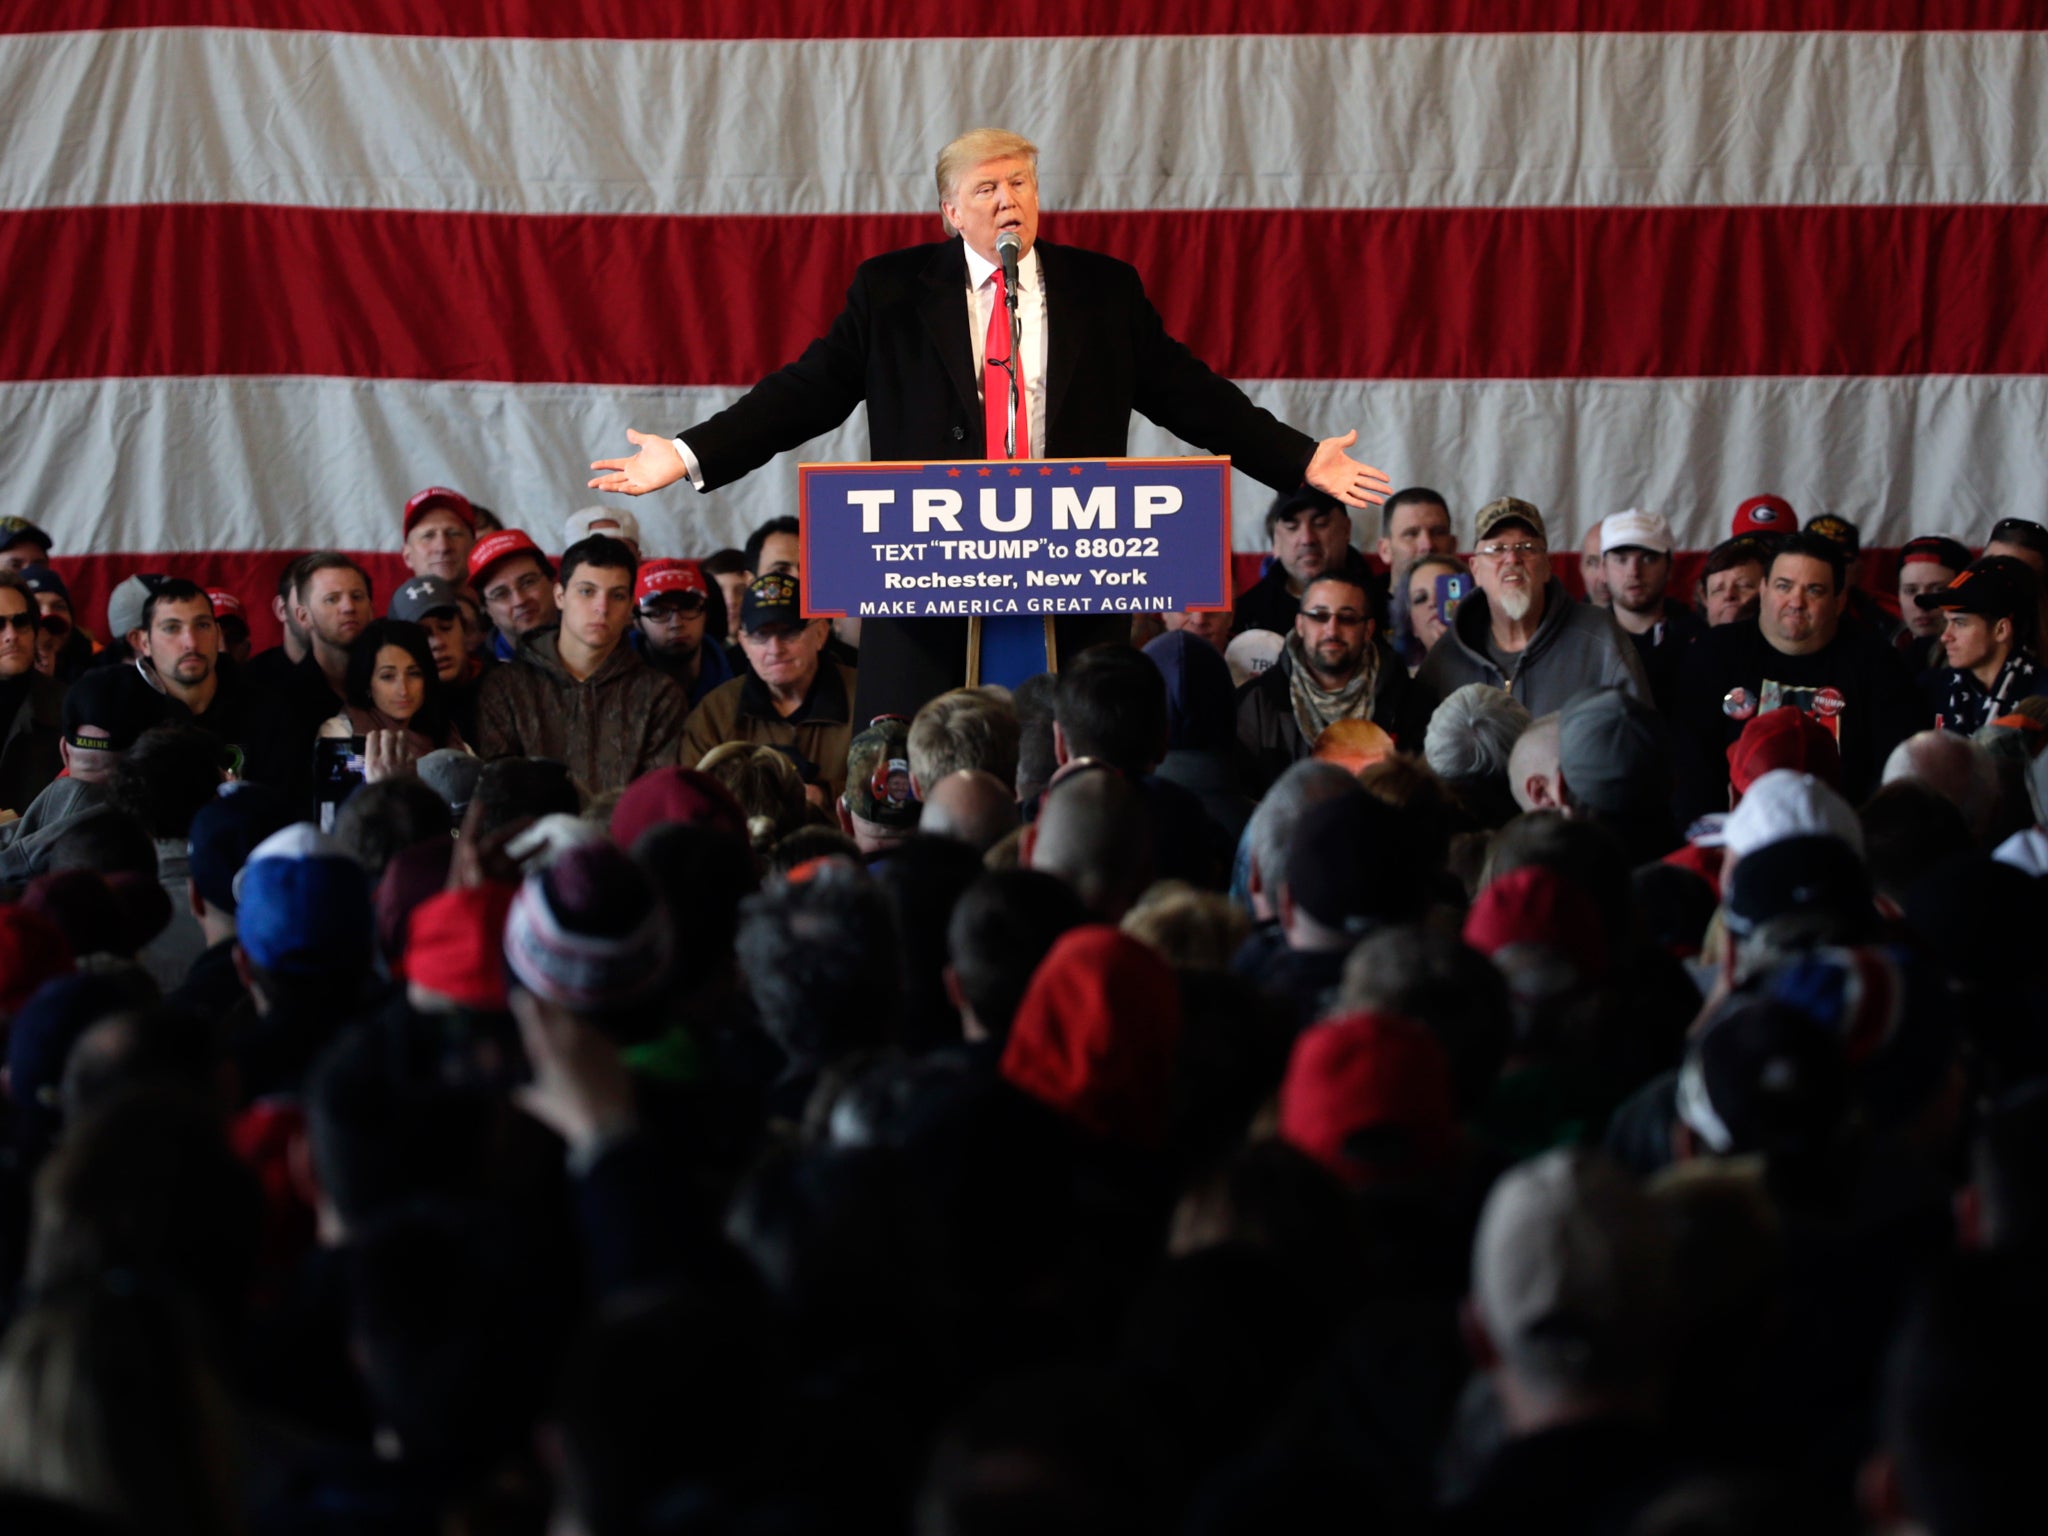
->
[1674,531,1926,819]
[589,127,1390,718]
[1236,572,1417,792]
[1233,488,1379,639]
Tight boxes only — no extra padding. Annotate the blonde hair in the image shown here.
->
[935,128,1039,222]
[1121,881,1251,972]
[0,1289,243,1535]
[908,686,1021,791]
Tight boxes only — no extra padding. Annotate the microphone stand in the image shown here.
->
[1006,274,1023,460]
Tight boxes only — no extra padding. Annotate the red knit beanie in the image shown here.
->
[1000,925,1181,1146]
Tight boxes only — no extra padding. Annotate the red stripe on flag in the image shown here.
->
[0,0,2034,37]
[56,551,416,657]
[7,203,2045,387]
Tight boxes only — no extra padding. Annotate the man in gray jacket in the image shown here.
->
[1414,498,1650,720]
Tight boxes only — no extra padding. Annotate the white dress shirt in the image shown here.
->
[962,242,1048,460]
[674,238,1049,489]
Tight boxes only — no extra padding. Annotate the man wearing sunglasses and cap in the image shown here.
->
[0,571,62,816]
[632,559,732,708]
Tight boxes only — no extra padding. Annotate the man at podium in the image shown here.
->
[591,128,1389,717]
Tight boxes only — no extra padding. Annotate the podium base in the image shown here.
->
[967,615,1058,691]
[851,614,1118,723]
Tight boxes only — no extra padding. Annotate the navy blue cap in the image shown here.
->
[188,783,299,915]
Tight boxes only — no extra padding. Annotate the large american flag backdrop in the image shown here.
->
[2,3,2043,642]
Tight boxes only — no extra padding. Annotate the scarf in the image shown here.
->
[1940,650,2040,735]
[1286,632,1381,745]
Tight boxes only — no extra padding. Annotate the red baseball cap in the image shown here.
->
[404,883,516,1011]
[1732,494,1796,538]
[404,486,477,535]
[634,559,709,610]
[1462,865,1608,979]
[1727,707,1843,796]
[610,766,746,850]
[467,529,547,587]
[205,590,245,619]
[1000,926,1181,1147]
[1278,1011,1459,1189]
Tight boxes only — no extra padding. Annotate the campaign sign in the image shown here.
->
[796,458,1232,620]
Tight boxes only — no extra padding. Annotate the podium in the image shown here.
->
[799,457,1234,706]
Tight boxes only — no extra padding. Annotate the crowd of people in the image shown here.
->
[0,476,2043,1536]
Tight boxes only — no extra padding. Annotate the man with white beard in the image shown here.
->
[1414,497,1648,719]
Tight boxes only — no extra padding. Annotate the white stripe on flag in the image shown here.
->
[8,373,2041,555]
[3,28,2044,214]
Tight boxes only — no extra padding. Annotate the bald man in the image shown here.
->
[1022,767,1151,920]
[1508,712,1564,812]
[920,769,1020,853]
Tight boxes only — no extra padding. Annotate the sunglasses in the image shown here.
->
[640,593,707,615]
[0,612,38,632]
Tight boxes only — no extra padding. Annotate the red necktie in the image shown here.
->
[983,268,1028,459]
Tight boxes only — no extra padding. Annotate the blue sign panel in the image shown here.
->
[796,458,1232,620]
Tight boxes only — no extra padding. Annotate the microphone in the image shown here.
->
[996,229,1021,310]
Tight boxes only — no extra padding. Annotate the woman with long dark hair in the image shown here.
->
[317,618,468,759]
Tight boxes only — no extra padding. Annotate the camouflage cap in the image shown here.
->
[1473,497,1547,546]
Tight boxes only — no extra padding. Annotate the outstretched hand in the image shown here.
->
[1305,430,1392,510]
[589,429,687,496]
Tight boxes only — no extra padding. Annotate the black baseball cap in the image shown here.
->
[1724,834,1873,939]
[1898,535,1971,575]
[1987,517,2048,555]
[17,565,69,605]
[1263,487,1345,537]
[1803,513,1861,556]
[388,574,463,623]
[60,666,158,754]
[1914,556,2036,624]
[739,572,804,634]
[0,517,52,557]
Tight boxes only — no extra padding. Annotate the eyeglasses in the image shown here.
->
[1476,541,1545,561]
[1300,608,1368,627]
[0,612,37,631]
[640,594,706,615]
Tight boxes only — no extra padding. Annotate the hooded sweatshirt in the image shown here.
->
[1414,576,1650,719]
[475,626,690,796]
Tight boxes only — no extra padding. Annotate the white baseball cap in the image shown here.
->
[1599,508,1674,556]
[564,505,642,548]
[1707,767,1864,859]
[1223,629,1284,689]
